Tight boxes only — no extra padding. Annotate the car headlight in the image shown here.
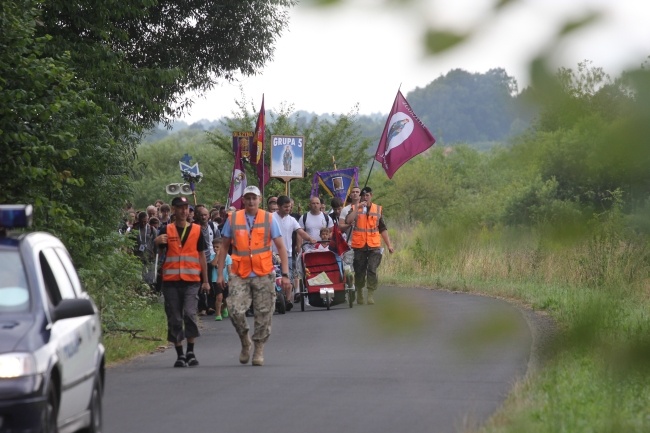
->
[0,353,36,378]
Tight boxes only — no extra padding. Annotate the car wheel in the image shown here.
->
[80,374,103,433]
[43,379,59,433]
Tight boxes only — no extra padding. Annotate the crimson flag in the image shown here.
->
[375,90,436,178]
[252,96,270,186]
[227,145,247,209]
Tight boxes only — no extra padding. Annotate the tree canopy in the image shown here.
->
[0,0,295,267]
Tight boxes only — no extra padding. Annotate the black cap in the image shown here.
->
[171,196,189,206]
[360,186,372,195]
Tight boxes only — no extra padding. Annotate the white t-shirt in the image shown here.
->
[272,212,301,254]
[299,212,334,240]
[339,204,353,223]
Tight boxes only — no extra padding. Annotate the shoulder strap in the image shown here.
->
[302,212,308,226]
[324,212,330,226]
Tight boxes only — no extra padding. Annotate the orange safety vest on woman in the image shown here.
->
[230,210,274,278]
[162,223,202,282]
[350,203,383,249]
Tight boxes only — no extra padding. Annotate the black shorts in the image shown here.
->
[211,282,229,298]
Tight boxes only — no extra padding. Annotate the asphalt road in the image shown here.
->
[103,286,532,433]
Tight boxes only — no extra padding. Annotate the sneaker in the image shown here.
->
[206,308,216,316]
[286,301,293,311]
[185,352,199,367]
[174,355,186,368]
[215,315,223,321]
[222,308,229,319]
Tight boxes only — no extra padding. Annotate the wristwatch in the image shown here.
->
[281,273,289,278]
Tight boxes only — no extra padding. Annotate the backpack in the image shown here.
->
[301,212,330,227]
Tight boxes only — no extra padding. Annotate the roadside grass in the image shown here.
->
[380,223,650,432]
[102,303,167,365]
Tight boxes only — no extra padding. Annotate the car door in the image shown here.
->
[40,248,95,423]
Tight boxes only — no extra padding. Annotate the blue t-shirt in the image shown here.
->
[210,252,232,282]
[221,211,282,277]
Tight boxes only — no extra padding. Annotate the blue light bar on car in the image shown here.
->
[0,205,33,229]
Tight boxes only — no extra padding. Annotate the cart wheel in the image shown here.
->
[348,290,354,308]
[326,292,331,310]
[300,281,305,311]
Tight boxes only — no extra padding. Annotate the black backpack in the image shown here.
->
[301,212,330,228]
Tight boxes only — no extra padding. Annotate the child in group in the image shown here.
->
[210,239,231,321]
[314,227,332,250]
[314,227,343,275]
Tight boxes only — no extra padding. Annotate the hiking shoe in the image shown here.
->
[186,352,199,367]
[240,335,252,364]
[356,291,364,305]
[367,291,375,305]
[215,315,223,321]
[174,355,186,368]
[222,307,229,318]
[252,344,264,366]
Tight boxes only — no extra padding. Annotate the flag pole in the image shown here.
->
[363,159,376,189]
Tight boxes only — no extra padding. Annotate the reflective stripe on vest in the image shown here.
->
[351,203,382,248]
[162,224,202,282]
[230,210,274,277]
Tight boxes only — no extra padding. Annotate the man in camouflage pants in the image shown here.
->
[216,186,291,366]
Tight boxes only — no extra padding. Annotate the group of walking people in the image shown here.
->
[126,184,394,368]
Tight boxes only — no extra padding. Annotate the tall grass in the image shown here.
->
[380,221,650,432]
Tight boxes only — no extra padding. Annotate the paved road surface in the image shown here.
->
[104,286,531,433]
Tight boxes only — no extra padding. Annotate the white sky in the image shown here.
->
[178,0,650,124]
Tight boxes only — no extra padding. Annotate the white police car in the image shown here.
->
[0,205,104,433]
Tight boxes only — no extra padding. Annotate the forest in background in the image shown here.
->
[142,67,534,150]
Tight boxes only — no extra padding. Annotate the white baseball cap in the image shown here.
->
[243,185,261,197]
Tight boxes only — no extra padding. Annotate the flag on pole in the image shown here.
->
[227,145,247,209]
[375,90,436,178]
[252,95,270,186]
[310,167,359,204]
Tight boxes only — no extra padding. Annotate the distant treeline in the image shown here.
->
[144,68,534,149]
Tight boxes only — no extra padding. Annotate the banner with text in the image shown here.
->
[270,135,304,179]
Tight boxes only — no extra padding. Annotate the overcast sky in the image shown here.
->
[177,0,650,124]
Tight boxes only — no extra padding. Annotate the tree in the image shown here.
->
[0,0,130,264]
[407,68,522,144]
[197,100,373,208]
[38,0,296,129]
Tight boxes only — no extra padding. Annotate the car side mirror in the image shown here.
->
[53,298,96,322]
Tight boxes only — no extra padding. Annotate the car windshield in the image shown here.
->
[0,250,30,314]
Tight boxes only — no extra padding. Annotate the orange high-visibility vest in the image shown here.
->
[350,203,382,249]
[230,210,273,278]
[162,223,202,282]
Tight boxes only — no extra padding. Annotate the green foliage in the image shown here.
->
[198,100,373,208]
[76,232,157,331]
[38,0,296,127]
[407,68,527,144]
[132,128,231,209]
[0,0,131,265]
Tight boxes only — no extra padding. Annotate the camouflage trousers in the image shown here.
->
[353,248,383,292]
[226,273,276,344]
